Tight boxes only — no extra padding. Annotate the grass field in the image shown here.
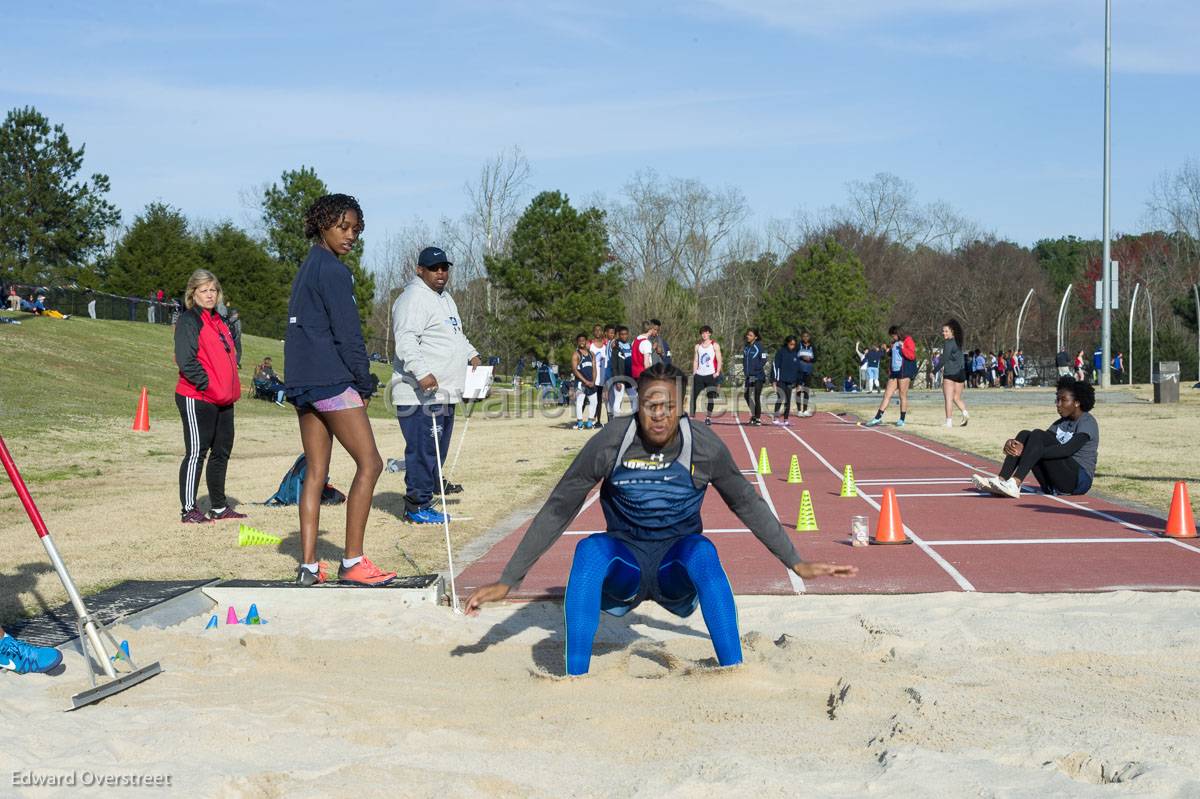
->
[1,312,1197,624]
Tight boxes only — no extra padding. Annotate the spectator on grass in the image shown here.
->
[225,308,243,367]
[1056,349,1072,378]
[389,245,481,525]
[1074,350,1086,382]
[174,268,244,525]
[254,356,286,406]
[6,285,19,312]
[974,376,1098,499]
[843,375,859,393]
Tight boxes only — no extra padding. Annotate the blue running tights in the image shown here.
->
[563,533,741,675]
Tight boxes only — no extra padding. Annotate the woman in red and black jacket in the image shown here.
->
[174,269,244,524]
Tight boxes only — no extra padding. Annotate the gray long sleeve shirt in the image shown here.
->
[389,278,479,406]
[499,416,803,587]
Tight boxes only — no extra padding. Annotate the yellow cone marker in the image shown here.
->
[795,490,818,531]
[786,455,803,484]
[238,524,282,547]
[840,465,858,498]
[757,446,772,475]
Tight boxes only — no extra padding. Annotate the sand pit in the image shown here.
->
[3,590,1199,797]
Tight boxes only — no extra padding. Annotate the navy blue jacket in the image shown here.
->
[283,245,374,396]
[743,342,768,382]
[772,347,801,383]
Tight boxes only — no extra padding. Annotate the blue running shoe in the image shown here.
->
[864,417,883,427]
[895,419,906,427]
[0,633,63,674]
[405,506,449,525]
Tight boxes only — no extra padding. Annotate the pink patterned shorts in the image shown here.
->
[312,387,364,412]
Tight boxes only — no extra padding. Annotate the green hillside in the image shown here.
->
[0,312,395,434]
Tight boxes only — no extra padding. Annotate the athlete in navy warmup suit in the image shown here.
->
[466,364,856,675]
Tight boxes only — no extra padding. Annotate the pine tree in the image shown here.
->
[105,202,197,300]
[486,191,624,367]
[196,222,288,338]
[0,106,119,284]
[261,166,374,330]
[759,238,886,380]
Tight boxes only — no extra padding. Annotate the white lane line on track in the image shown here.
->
[855,478,973,485]
[929,537,1172,546]
[862,492,989,499]
[734,415,805,593]
[832,412,1200,556]
[566,527,751,536]
[781,419,976,592]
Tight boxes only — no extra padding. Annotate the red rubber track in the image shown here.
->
[456,412,1200,598]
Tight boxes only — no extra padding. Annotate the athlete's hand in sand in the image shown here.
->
[465,583,510,615]
[794,562,857,579]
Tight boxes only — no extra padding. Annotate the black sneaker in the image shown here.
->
[181,509,214,524]
[295,563,328,586]
[442,478,463,494]
[704,417,712,426]
[207,506,248,521]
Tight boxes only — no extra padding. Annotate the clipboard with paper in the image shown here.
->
[462,365,494,400]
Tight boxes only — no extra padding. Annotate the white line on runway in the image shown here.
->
[837,412,1200,557]
[780,421,976,591]
[862,492,988,498]
[928,537,1171,546]
[736,415,805,593]
[565,527,751,536]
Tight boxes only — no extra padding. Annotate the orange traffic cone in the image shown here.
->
[132,387,150,431]
[1163,481,1197,539]
[872,487,911,545]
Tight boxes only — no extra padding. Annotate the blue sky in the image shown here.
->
[3,0,1195,256]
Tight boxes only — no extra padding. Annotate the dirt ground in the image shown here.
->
[0,400,588,625]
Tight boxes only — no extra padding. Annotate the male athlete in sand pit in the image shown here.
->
[466,363,856,675]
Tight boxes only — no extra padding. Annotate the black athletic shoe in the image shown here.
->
[442,478,463,494]
[295,563,328,587]
[181,509,214,524]
[704,417,712,426]
[748,418,762,426]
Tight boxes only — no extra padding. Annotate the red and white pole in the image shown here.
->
[0,435,118,679]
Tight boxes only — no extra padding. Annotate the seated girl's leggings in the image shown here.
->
[563,533,741,675]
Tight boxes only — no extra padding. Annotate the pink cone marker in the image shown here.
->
[225,606,239,625]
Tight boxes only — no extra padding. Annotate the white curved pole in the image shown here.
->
[1128,283,1140,385]
[1015,288,1035,354]
[1056,284,1074,353]
[1147,288,1155,383]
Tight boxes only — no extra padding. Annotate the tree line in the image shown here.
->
[3,105,1197,382]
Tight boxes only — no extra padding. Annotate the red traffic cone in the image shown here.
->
[872,487,911,545]
[132,387,150,431]
[1163,481,1197,539]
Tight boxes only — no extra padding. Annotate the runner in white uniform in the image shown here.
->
[588,325,609,428]
[691,326,722,425]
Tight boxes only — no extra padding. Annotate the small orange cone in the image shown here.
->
[1163,481,1197,539]
[132,387,150,431]
[872,487,911,545]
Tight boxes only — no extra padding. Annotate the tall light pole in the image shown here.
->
[1100,0,1113,388]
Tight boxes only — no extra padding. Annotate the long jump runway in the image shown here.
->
[457,412,1200,598]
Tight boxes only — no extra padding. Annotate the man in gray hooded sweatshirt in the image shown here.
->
[390,246,481,524]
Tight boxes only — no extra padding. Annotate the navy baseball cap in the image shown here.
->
[417,246,452,268]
